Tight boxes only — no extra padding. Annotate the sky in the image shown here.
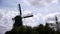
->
[0,0,60,34]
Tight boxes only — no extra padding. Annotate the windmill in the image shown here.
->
[55,16,60,32]
[13,4,33,27]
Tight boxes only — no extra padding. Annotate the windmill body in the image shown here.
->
[13,15,22,27]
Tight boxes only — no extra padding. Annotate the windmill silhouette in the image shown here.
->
[55,16,60,32]
[13,4,33,27]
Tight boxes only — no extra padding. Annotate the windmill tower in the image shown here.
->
[13,4,33,27]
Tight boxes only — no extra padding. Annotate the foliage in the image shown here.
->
[5,23,59,34]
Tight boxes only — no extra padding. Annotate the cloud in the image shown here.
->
[0,9,60,34]
[0,9,19,34]
[44,12,60,23]
[22,11,44,27]
[0,9,45,34]
[22,11,33,17]
[25,0,58,7]
[0,9,44,34]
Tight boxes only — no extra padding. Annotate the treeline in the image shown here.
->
[5,23,59,34]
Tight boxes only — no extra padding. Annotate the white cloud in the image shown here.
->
[0,9,19,34]
[22,11,33,17]
[44,12,60,23]
[25,0,58,7]
[22,11,44,27]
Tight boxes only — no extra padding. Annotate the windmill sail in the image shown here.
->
[19,4,22,16]
[55,16,58,24]
[23,14,33,18]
